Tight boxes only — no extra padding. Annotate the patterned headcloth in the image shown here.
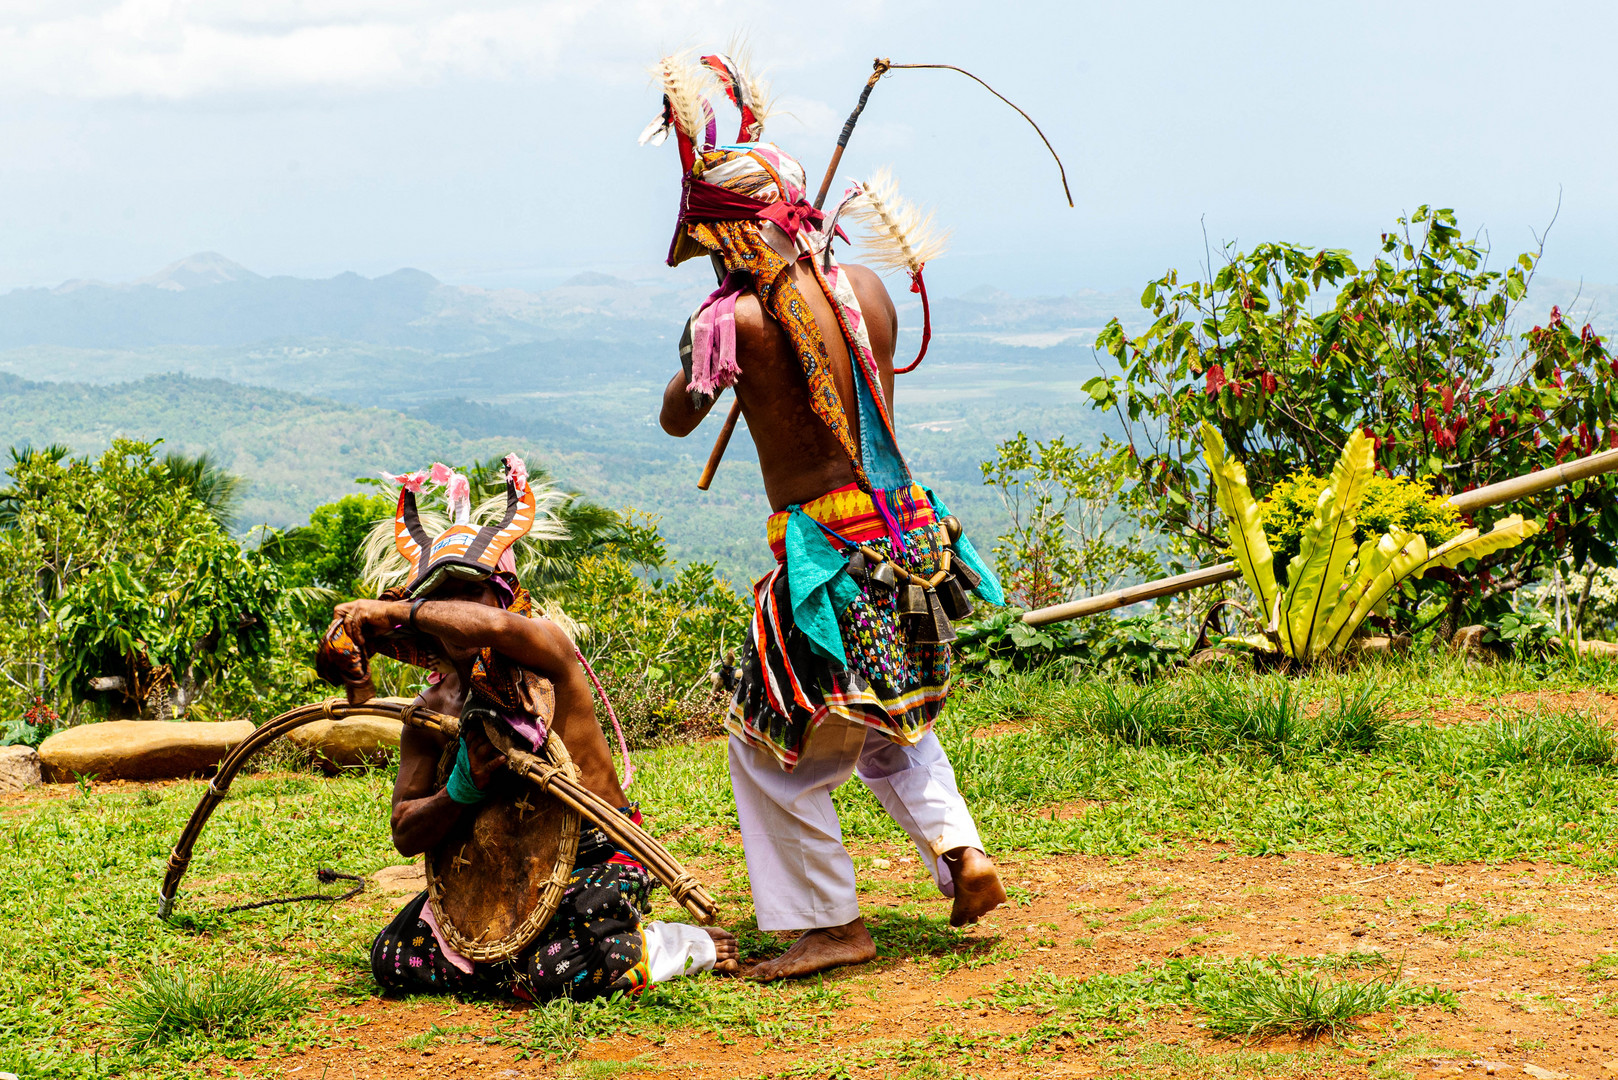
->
[643,52,911,499]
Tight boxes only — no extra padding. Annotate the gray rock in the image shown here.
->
[0,745,41,793]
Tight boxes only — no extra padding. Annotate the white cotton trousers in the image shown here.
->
[728,716,984,931]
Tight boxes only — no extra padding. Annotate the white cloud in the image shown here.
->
[0,0,746,98]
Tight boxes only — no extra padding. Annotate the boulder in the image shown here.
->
[371,863,426,895]
[1450,625,1498,663]
[38,720,255,782]
[1577,639,1618,659]
[1352,634,1410,656]
[287,716,402,775]
[0,745,42,793]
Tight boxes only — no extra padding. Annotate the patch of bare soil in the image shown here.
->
[1412,690,1618,727]
[207,841,1618,1079]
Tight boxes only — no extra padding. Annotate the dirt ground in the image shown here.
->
[234,840,1618,1080]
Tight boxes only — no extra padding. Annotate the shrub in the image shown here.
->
[566,513,750,745]
[1086,205,1618,626]
[980,433,1160,610]
[1260,473,1460,585]
[954,607,1187,682]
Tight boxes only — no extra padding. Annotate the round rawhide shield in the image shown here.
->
[425,716,579,963]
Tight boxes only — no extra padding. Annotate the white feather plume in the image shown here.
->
[650,52,715,147]
[843,168,950,277]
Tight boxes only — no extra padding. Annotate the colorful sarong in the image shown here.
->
[727,483,950,770]
[371,849,654,1002]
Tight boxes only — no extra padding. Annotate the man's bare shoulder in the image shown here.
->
[838,263,897,328]
[733,290,772,350]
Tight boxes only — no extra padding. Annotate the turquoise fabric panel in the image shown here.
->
[851,348,911,493]
[783,508,861,664]
[924,488,1006,606]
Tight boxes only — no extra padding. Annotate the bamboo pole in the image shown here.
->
[1021,446,1618,627]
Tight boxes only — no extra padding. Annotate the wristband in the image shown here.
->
[445,739,487,805]
[409,598,426,632]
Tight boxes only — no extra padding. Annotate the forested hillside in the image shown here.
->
[0,255,1117,577]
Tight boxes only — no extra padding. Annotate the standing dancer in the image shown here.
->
[646,52,1008,980]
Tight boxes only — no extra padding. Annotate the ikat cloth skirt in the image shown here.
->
[371,854,654,1002]
[728,483,950,771]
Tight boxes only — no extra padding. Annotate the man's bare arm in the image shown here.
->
[338,596,629,807]
[660,370,718,437]
[388,676,504,856]
[339,598,573,676]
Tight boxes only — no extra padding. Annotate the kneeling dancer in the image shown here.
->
[324,458,738,999]
[647,53,1009,980]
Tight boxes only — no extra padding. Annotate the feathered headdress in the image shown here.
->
[839,169,949,371]
[380,454,544,598]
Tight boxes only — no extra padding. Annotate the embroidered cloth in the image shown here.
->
[727,485,950,770]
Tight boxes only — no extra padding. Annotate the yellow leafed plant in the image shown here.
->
[1201,422,1539,663]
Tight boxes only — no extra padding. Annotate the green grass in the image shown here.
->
[1191,961,1423,1038]
[972,954,1452,1047]
[1,651,1613,1074]
[110,963,307,1047]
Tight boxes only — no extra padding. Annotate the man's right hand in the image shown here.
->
[463,720,507,790]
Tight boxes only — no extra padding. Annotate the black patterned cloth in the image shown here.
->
[370,853,654,1001]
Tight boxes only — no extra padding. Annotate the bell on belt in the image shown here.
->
[939,574,975,621]
[912,590,957,644]
[869,560,898,590]
[846,550,867,582]
[897,581,927,617]
[950,549,982,591]
[941,515,963,543]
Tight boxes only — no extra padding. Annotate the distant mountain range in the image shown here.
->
[0,252,1142,357]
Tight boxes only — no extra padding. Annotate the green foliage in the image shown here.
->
[1190,960,1434,1039]
[258,492,395,631]
[159,450,246,531]
[567,511,751,744]
[1087,206,1618,621]
[1476,708,1616,767]
[980,433,1159,609]
[0,439,280,718]
[110,963,307,1047]
[0,695,59,747]
[954,607,1186,681]
[978,955,1447,1045]
[1204,424,1538,662]
[1049,675,1394,759]
[1483,603,1558,658]
[1260,472,1461,584]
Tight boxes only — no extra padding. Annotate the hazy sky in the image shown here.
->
[1,0,1615,298]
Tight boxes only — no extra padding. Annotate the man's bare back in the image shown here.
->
[660,261,898,508]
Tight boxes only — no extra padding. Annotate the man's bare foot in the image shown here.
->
[702,926,742,974]
[941,847,1007,927]
[746,918,876,981]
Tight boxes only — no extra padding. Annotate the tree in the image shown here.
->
[0,440,279,718]
[980,433,1160,609]
[1085,206,1618,627]
[160,450,247,531]
[258,492,395,632]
